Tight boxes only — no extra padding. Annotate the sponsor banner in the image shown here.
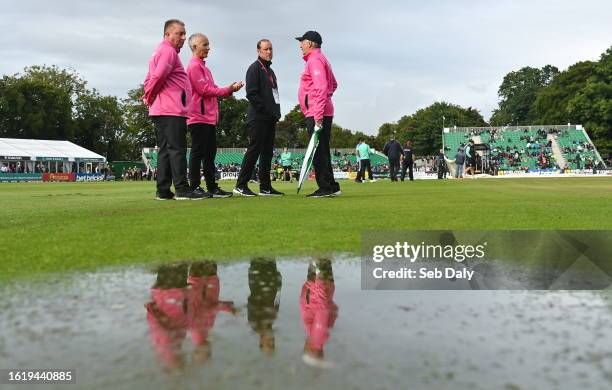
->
[0,173,43,182]
[0,156,30,161]
[220,172,239,180]
[495,170,610,178]
[36,157,69,162]
[43,173,76,182]
[76,174,104,182]
[333,171,349,180]
[373,173,389,179]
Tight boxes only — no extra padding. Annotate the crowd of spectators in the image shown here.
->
[122,167,154,181]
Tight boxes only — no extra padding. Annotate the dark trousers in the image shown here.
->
[188,123,218,191]
[437,164,447,179]
[306,116,338,192]
[389,158,400,181]
[153,116,189,195]
[400,160,414,181]
[356,159,373,181]
[237,120,276,189]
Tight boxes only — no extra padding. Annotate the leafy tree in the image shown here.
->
[217,96,249,147]
[122,85,156,159]
[377,102,487,155]
[0,67,80,140]
[276,105,306,148]
[74,90,125,161]
[490,65,559,125]
[531,46,611,155]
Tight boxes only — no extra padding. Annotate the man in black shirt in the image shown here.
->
[234,39,284,197]
[465,139,475,176]
[383,136,403,181]
[435,149,447,179]
[400,140,414,181]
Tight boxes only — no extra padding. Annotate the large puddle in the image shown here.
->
[1,258,612,389]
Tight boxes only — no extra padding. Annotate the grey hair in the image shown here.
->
[302,40,320,49]
[188,33,207,51]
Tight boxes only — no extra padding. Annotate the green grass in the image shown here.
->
[1,177,611,281]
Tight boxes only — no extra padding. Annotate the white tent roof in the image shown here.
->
[0,138,106,162]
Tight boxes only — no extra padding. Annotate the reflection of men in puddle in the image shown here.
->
[300,258,338,367]
[145,263,190,370]
[247,258,282,355]
[187,261,236,364]
[146,261,235,369]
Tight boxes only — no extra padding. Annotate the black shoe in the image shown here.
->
[175,190,207,200]
[332,183,341,196]
[233,186,257,197]
[155,191,175,201]
[193,186,213,198]
[259,187,284,196]
[306,188,334,198]
[192,186,208,196]
[210,187,233,198]
[355,179,363,183]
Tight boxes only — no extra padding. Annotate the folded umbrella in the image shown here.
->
[297,126,321,194]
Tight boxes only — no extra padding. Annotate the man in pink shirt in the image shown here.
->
[296,31,341,198]
[300,259,338,367]
[143,19,204,200]
[145,263,190,369]
[186,261,236,364]
[186,33,243,198]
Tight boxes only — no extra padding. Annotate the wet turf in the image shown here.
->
[0,178,611,281]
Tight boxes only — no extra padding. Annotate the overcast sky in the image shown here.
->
[1,0,611,134]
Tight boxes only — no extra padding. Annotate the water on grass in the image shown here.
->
[1,257,611,390]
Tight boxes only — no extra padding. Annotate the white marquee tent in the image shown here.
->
[0,138,106,174]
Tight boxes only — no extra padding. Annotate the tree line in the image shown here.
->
[0,45,609,160]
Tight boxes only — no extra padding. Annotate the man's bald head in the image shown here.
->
[188,33,210,59]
